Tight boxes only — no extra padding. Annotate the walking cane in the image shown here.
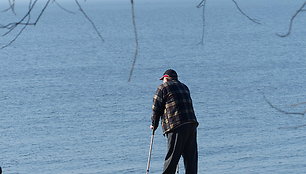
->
[146,130,155,174]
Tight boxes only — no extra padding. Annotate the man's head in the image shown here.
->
[160,69,178,83]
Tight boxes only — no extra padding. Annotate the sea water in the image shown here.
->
[0,0,306,173]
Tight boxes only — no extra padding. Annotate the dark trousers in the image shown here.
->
[163,123,198,174]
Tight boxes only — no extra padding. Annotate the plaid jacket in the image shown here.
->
[151,80,198,134]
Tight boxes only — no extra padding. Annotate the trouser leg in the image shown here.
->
[163,124,198,174]
[182,125,198,174]
[162,131,184,174]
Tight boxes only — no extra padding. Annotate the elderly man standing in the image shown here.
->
[150,69,199,174]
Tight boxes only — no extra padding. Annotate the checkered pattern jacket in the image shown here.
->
[151,80,198,134]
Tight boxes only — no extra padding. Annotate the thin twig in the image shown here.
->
[2,0,33,49]
[292,124,306,129]
[10,0,16,15]
[279,124,306,129]
[2,1,29,48]
[277,1,306,37]
[2,0,16,15]
[128,0,139,82]
[263,94,306,116]
[53,0,75,14]
[32,0,52,25]
[197,0,207,45]
[1,0,41,36]
[231,0,261,24]
[196,0,206,8]
[1,0,51,48]
[75,0,104,42]
[291,102,306,107]
[2,0,35,41]
[1,7,11,13]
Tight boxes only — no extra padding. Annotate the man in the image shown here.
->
[150,69,199,174]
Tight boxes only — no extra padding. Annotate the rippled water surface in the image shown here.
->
[1,0,306,173]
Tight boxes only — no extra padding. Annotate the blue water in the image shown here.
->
[1,0,306,173]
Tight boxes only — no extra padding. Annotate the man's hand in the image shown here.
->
[150,125,156,134]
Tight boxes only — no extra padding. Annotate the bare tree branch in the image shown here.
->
[279,124,306,129]
[277,1,306,37]
[1,0,51,49]
[231,0,261,25]
[75,0,104,42]
[292,124,306,129]
[2,0,33,49]
[1,0,50,34]
[9,0,16,15]
[263,94,306,116]
[53,0,75,14]
[1,0,103,49]
[291,102,306,107]
[2,0,16,15]
[128,0,139,82]
[196,0,206,8]
[197,0,207,45]
[263,93,306,129]
[2,2,31,49]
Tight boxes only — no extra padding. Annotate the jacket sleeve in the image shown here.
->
[151,86,165,129]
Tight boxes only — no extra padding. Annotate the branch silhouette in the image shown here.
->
[75,0,104,42]
[128,0,139,82]
[53,0,75,14]
[1,0,51,48]
[231,0,261,24]
[196,0,260,45]
[277,1,306,37]
[291,102,306,107]
[2,0,16,15]
[263,93,306,129]
[279,123,306,129]
[197,0,207,45]
[2,0,33,49]
[263,94,306,116]
[1,0,104,48]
